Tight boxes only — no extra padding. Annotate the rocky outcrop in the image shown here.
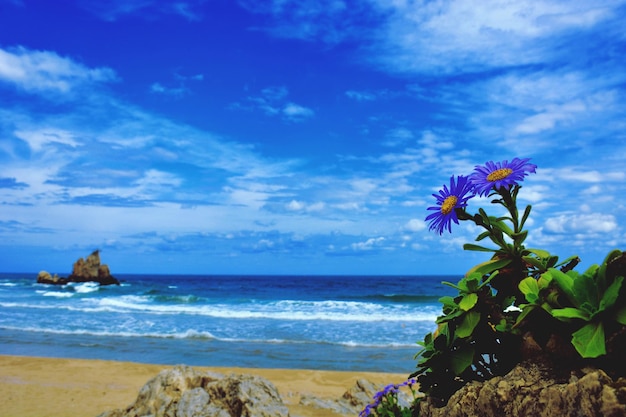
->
[299,378,413,415]
[37,250,119,286]
[419,360,626,417]
[97,365,290,417]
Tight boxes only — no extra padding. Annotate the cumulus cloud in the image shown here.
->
[351,236,386,251]
[0,46,117,95]
[282,102,315,120]
[543,213,618,234]
[405,219,426,232]
[285,200,325,212]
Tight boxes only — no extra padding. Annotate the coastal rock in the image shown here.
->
[37,250,119,286]
[419,360,626,417]
[300,378,413,415]
[97,365,290,417]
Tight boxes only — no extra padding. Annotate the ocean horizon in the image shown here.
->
[0,273,458,373]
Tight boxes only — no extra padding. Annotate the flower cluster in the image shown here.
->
[359,378,418,417]
[425,157,537,235]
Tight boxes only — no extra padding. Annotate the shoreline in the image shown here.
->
[0,354,409,417]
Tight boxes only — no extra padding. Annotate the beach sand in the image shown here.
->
[0,355,408,417]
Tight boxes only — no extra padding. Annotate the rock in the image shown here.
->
[300,378,414,415]
[419,360,626,417]
[36,271,63,284]
[97,365,290,417]
[37,250,119,286]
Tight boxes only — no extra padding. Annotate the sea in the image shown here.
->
[0,273,458,373]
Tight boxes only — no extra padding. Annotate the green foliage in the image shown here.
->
[363,161,626,417]
[539,249,626,358]
[411,172,626,407]
[412,260,522,403]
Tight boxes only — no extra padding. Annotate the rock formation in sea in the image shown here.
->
[418,358,626,417]
[97,365,290,417]
[37,250,119,285]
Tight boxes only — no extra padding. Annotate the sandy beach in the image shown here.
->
[0,354,408,417]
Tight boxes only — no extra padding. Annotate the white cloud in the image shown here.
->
[233,86,314,121]
[14,128,81,152]
[543,213,618,234]
[150,82,188,97]
[405,218,426,232]
[345,90,376,101]
[285,199,325,212]
[418,131,453,150]
[351,236,385,251]
[0,46,116,95]
[383,127,414,147]
[514,100,587,134]
[287,199,305,211]
[371,0,621,74]
[133,169,182,189]
[552,168,625,183]
[283,102,315,120]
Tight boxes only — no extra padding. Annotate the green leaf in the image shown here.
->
[527,248,551,259]
[572,273,599,310]
[463,243,497,252]
[518,277,539,299]
[491,220,515,237]
[476,231,491,242]
[512,230,528,245]
[513,304,535,327]
[466,257,512,278]
[439,296,457,308]
[437,309,465,323]
[449,346,475,375]
[522,255,547,270]
[456,311,480,338]
[442,281,462,291]
[538,271,553,287]
[551,307,590,321]
[478,208,490,225]
[599,276,624,312]
[571,322,606,358]
[459,293,478,311]
[465,275,480,292]
[548,268,577,305]
[520,205,532,228]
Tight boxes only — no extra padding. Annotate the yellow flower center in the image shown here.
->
[487,168,513,182]
[441,195,458,215]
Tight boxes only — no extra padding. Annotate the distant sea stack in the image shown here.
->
[37,250,120,286]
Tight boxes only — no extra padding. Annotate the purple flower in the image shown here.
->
[426,175,475,235]
[469,158,537,196]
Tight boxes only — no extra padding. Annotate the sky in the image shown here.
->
[0,0,625,276]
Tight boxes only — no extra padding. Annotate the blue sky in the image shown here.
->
[0,0,625,275]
